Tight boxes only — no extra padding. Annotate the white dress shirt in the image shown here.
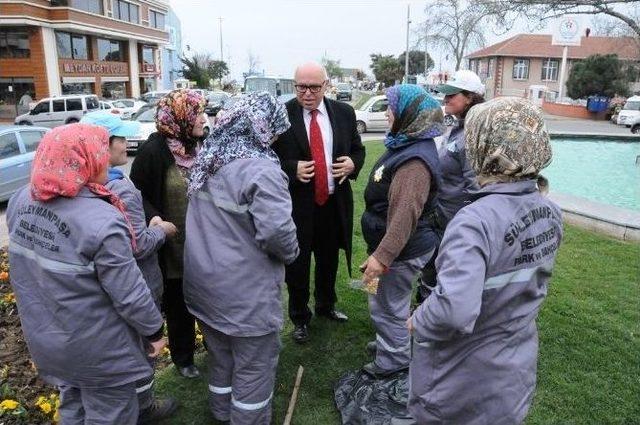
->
[303,100,335,194]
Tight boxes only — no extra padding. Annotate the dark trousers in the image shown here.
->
[286,196,340,326]
[163,278,196,368]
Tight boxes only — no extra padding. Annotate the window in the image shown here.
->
[66,98,82,111]
[541,58,559,81]
[86,96,99,110]
[52,100,65,112]
[141,46,155,65]
[114,0,140,24]
[51,0,102,13]
[0,132,20,160]
[0,29,30,58]
[98,38,124,62]
[32,101,49,114]
[371,99,388,112]
[62,83,95,95]
[149,10,165,29]
[512,58,530,80]
[55,32,89,60]
[487,58,495,79]
[20,131,45,153]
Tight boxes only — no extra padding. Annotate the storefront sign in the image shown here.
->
[61,61,128,75]
[141,63,156,73]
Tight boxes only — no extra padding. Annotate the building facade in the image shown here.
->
[466,34,640,100]
[160,6,180,90]
[0,0,169,119]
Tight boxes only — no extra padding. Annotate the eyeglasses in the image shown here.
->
[294,83,325,94]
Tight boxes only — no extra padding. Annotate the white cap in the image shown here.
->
[437,70,485,96]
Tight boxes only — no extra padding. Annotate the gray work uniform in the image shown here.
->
[409,180,563,425]
[6,186,163,425]
[437,125,479,223]
[184,158,299,424]
[106,174,166,410]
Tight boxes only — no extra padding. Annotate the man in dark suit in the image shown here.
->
[272,62,366,343]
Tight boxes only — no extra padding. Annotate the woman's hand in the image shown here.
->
[360,255,386,283]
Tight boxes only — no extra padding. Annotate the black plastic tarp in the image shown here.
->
[334,369,414,425]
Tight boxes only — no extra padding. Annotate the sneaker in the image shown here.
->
[292,324,309,344]
[362,362,408,378]
[137,397,178,424]
[366,340,376,356]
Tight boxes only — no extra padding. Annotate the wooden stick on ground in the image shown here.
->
[283,365,304,425]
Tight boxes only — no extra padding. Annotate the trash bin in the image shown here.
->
[587,96,609,112]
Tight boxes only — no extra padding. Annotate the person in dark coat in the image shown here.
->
[272,61,366,343]
[130,89,207,378]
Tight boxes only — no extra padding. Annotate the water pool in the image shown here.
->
[545,138,640,211]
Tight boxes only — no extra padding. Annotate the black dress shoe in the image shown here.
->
[317,309,348,322]
[292,324,309,344]
[177,364,200,378]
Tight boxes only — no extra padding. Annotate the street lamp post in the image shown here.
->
[404,4,411,84]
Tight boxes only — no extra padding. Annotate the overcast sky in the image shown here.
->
[171,0,553,81]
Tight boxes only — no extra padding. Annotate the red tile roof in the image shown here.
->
[466,34,640,60]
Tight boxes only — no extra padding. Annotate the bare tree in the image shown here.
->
[247,50,261,76]
[479,0,640,39]
[421,0,489,71]
[590,5,640,37]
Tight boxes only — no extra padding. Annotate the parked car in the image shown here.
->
[336,83,353,101]
[204,91,230,116]
[616,95,640,127]
[109,98,146,119]
[0,125,49,201]
[125,105,211,153]
[433,94,457,126]
[355,95,389,134]
[14,95,100,127]
[630,115,640,134]
[139,90,171,104]
[215,95,244,121]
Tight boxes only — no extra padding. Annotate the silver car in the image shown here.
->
[14,95,100,128]
[0,125,49,202]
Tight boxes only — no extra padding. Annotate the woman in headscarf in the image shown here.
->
[183,92,299,424]
[81,111,178,423]
[6,124,165,425]
[408,97,563,425]
[130,89,207,378]
[416,69,486,303]
[359,84,445,377]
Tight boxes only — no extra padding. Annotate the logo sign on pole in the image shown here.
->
[552,16,582,46]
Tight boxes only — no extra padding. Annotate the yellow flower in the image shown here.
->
[0,399,19,410]
[162,347,171,356]
[2,293,15,304]
[196,333,203,344]
[39,401,52,414]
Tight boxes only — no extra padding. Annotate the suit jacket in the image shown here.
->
[272,97,366,274]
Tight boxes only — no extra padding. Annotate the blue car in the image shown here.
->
[0,125,49,202]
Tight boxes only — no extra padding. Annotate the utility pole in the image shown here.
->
[424,25,429,81]
[404,4,411,84]
[218,17,224,62]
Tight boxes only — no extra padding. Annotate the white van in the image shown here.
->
[14,95,100,128]
[617,95,640,127]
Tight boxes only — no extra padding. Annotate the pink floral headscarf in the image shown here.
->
[155,89,206,169]
[30,124,137,250]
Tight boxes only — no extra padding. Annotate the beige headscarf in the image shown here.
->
[465,97,552,192]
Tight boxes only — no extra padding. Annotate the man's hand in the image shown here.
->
[147,337,167,358]
[332,156,355,184]
[149,216,163,227]
[296,160,315,183]
[406,317,414,334]
[157,221,177,238]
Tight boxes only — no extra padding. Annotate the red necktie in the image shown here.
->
[310,109,329,206]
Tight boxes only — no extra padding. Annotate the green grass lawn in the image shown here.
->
[156,141,640,425]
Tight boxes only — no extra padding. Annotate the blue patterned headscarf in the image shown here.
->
[384,84,445,149]
[187,92,290,196]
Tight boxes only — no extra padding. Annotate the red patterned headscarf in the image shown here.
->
[30,124,137,250]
